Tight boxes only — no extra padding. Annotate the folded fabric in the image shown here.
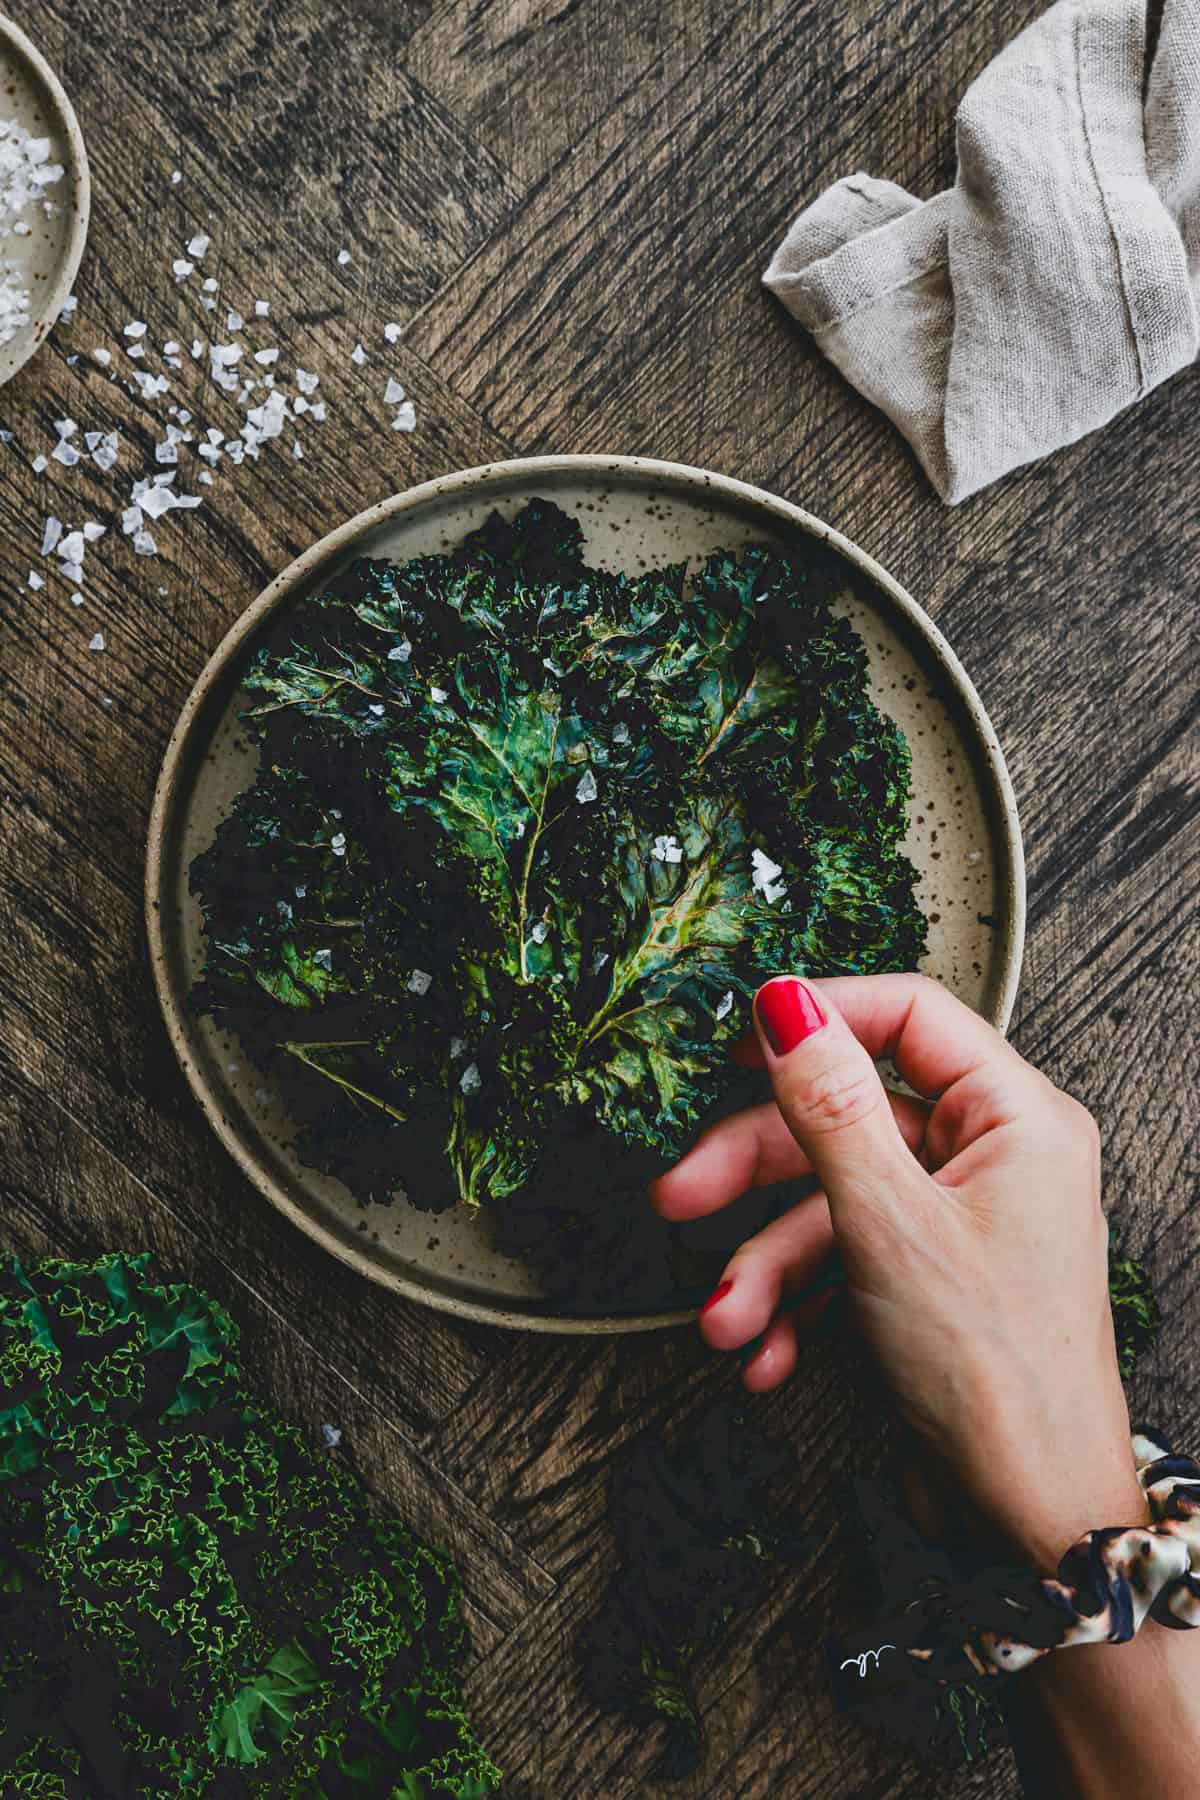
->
[763,0,1200,502]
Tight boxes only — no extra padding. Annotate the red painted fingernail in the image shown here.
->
[700,1280,733,1316]
[755,977,827,1056]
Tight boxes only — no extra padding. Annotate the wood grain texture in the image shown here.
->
[1,0,1197,1794]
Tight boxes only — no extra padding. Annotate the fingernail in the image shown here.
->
[755,977,827,1056]
[700,1279,733,1316]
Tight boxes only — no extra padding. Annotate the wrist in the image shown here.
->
[1000,1470,1151,1572]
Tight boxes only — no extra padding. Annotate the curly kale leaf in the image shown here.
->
[191,499,927,1210]
[0,1254,500,1798]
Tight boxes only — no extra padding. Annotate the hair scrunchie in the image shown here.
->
[827,1430,1200,1716]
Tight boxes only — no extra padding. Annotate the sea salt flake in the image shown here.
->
[170,169,182,185]
[133,529,158,556]
[612,721,630,744]
[27,570,44,590]
[31,454,47,473]
[449,1036,466,1060]
[750,847,788,906]
[387,640,412,662]
[226,310,244,331]
[155,439,179,465]
[384,376,405,404]
[351,342,366,364]
[123,320,147,338]
[292,440,304,459]
[321,1424,342,1448]
[187,232,210,258]
[367,701,384,715]
[60,559,84,583]
[407,969,432,995]
[459,1062,482,1096]
[391,401,417,432]
[202,275,218,293]
[254,299,269,316]
[58,529,85,562]
[530,921,549,944]
[51,439,80,466]
[122,506,144,535]
[70,592,83,606]
[308,401,326,421]
[58,293,77,321]
[93,347,111,366]
[295,367,319,394]
[83,521,105,541]
[575,767,598,804]
[651,833,682,864]
[337,248,351,265]
[198,469,214,484]
[253,347,278,365]
[430,686,448,703]
[330,832,347,856]
[715,990,735,1022]
[383,322,401,343]
[313,948,332,970]
[40,516,62,555]
[172,259,194,280]
[93,433,120,470]
[88,632,105,651]
[593,950,610,973]
[126,342,145,358]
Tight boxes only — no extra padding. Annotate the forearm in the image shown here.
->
[1009,1625,1200,1798]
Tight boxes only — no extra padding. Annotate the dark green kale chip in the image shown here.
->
[190,498,927,1212]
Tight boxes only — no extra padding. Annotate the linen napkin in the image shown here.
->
[763,0,1200,502]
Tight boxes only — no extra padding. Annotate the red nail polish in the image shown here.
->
[755,977,827,1056]
[700,1280,732,1315]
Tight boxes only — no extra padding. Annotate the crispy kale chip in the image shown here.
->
[190,499,926,1210]
[0,1253,500,1798]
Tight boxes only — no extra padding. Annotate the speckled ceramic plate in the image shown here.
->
[0,15,89,387]
[147,457,1025,1333]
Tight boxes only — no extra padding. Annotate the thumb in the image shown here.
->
[753,975,920,1219]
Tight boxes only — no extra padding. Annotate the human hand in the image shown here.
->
[651,973,1146,1568]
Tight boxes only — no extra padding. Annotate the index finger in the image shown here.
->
[802,972,1034,1102]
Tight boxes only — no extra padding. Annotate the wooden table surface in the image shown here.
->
[2,1,1196,1794]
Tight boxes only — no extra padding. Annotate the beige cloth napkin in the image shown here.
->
[763,0,1200,503]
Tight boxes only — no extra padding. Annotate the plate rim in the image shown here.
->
[145,454,1026,1334]
[0,11,91,388]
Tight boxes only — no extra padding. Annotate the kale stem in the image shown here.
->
[278,1040,408,1125]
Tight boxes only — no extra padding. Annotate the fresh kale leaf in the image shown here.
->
[191,499,927,1212]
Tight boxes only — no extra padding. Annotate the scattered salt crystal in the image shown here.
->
[350,343,366,364]
[292,440,304,459]
[170,169,182,185]
[966,849,983,866]
[407,969,432,995]
[30,453,47,473]
[27,570,44,590]
[51,439,81,466]
[40,516,62,555]
[59,293,77,321]
[155,439,178,465]
[254,299,269,316]
[612,721,630,744]
[392,401,416,432]
[292,395,309,415]
[123,320,147,338]
[651,833,682,864]
[715,990,735,1022]
[69,592,83,606]
[172,259,194,280]
[449,1037,466,1060]
[321,1423,342,1448]
[295,367,319,394]
[198,469,214,484]
[88,631,104,651]
[226,310,244,331]
[751,847,788,906]
[330,832,347,856]
[121,505,143,535]
[313,948,332,970]
[93,346,111,366]
[58,529,85,562]
[191,338,203,358]
[93,432,119,471]
[253,346,278,365]
[83,521,105,542]
[308,401,326,421]
[387,640,412,662]
[187,232,210,258]
[459,1062,482,1095]
[53,417,77,438]
[530,920,549,944]
[575,767,598,804]
[127,342,145,358]
[593,950,610,972]
[367,701,383,715]
[384,376,405,404]
[201,275,218,293]
[60,559,84,583]
[133,529,158,556]
[336,248,351,265]
[430,686,448,703]
[383,322,401,343]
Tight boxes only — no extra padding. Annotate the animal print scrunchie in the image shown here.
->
[827,1431,1200,1712]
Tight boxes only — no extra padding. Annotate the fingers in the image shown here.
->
[741,1313,800,1393]
[651,1089,930,1222]
[802,973,1039,1105]
[753,976,925,1218]
[697,1196,836,1352]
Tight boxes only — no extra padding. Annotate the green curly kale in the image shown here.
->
[0,1253,500,1798]
[190,499,926,1211]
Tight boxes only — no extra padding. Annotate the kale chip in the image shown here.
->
[190,499,926,1212]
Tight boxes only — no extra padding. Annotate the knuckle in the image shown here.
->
[792,1059,881,1138]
